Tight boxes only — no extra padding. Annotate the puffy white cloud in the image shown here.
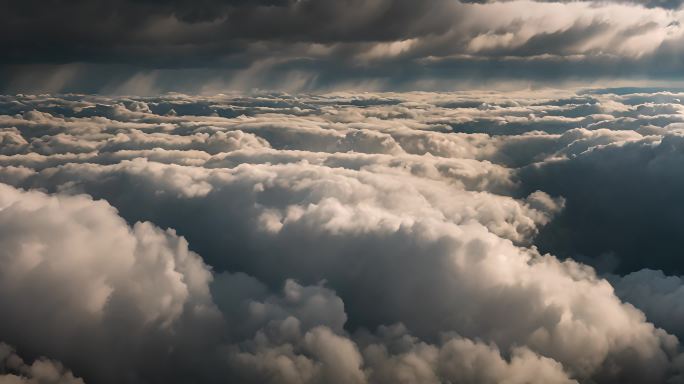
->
[100,130,271,155]
[0,343,84,384]
[0,184,223,383]
[361,324,577,384]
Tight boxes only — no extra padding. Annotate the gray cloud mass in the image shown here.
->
[4,0,684,92]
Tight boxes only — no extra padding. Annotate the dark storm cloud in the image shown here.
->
[519,134,684,274]
[0,0,458,64]
[2,0,684,92]
[461,0,684,8]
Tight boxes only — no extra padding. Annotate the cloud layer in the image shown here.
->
[3,89,684,383]
[4,0,684,92]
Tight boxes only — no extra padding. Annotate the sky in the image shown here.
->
[4,0,684,93]
[6,2,684,384]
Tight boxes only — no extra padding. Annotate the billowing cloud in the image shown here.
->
[0,343,85,384]
[3,90,684,383]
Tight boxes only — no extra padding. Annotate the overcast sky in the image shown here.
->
[4,0,684,93]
